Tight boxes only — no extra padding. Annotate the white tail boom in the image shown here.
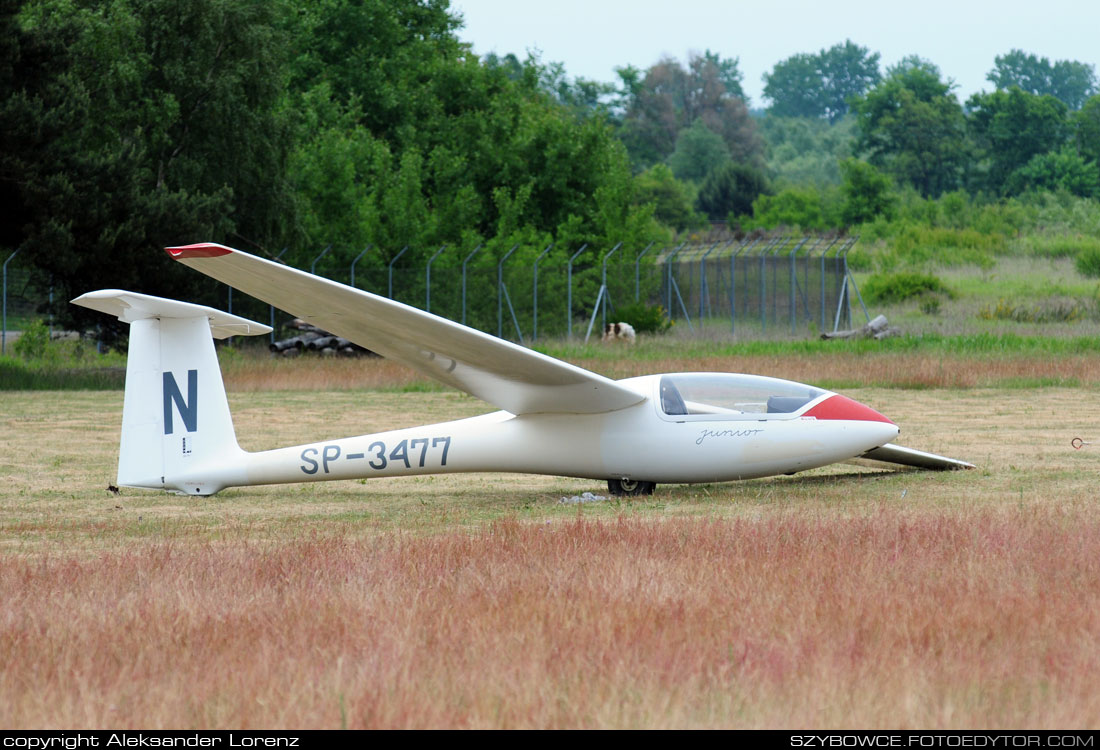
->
[72,290,271,495]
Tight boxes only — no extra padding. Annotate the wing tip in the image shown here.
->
[165,243,234,259]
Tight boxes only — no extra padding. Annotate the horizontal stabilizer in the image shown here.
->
[860,443,975,471]
[72,289,271,339]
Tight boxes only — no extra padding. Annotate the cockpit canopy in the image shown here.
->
[659,373,827,419]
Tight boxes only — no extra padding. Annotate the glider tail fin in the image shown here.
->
[71,290,271,495]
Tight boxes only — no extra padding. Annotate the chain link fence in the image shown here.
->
[2,236,865,352]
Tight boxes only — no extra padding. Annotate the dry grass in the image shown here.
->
[2,512,1100,729]
[220,354,430,392]
[218,350,1100,392]
[571,353,1100,388]
[2,377,1100,729]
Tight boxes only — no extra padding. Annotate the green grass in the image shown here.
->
[538,332,1100,360]
[0,356,126,389]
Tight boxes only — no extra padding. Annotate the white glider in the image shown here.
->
[72,242,972,497]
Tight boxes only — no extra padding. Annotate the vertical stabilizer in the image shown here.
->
[72,290,271,495]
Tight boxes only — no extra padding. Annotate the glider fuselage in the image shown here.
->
[159,374,899,496]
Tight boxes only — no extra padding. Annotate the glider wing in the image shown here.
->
[166,243,645,416]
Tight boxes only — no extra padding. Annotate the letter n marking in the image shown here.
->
[163,370,198,434]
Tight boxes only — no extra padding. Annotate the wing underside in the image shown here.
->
[166,243,644,416]
[859,443,975,471]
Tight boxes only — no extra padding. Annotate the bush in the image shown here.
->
[862,272,952,304]
[697,162,770,221]
[1022,234,1100,259]
[742,186,842,231]
[614,301,672,334]
[1076,246,1100,278]
[840,158,896,225]
[12,319,51,360]
[978,297,1093,323]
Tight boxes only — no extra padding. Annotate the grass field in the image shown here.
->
[2,355,1100,729]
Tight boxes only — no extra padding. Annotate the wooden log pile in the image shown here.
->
[270,319,376,357]
[820,314,900,341]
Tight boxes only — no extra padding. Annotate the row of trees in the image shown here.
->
[3,0,1100,337]
[3,0,669,336]
[607,45,1100,228]
[528,39,1100,233]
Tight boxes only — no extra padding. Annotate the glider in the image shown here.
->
[72,243,973,497]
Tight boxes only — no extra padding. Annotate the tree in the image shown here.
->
[762,53,821,119]
[967,87,1070,193]
[839,158,895,225]
[633,164,706,232]
[759,113,856,185]
[1074,94,1100,165]
[744,187,840,231]
[696,162,770,221]
[5,0,298,340]
[701,49,746,101]
[987,50,1098,110]
[289,3,666,265]
[667,119,730,182]
[1005,147,1098,198]
[763,40,881,122]
[617,53,762,170]
[852,61,967,197]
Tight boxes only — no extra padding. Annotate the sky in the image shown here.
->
[451,0,1100,107]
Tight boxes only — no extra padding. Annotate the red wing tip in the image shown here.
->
[165,243,234,259]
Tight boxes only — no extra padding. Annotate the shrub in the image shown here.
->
[978,297,1093,323]
[840,158,896,225]
[1023,234,1100,259]
[614,302,672,334]
[862,272,952,304]
[12,319,51,360]
[1076,246,1100,278]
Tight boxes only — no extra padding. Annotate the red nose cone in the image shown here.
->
[165,243,233,259]
[803,394,895,424]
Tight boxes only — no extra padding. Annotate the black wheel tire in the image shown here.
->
[607,478,656,496]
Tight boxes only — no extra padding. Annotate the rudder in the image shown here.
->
[72,290,271,495]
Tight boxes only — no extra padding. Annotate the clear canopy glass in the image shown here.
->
[659,373,826,418]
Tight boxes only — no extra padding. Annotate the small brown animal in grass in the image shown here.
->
[602,322,636,344]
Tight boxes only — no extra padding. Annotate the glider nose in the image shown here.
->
[803,394,895,425]
[804,394,900,446]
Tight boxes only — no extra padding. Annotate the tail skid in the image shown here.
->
[72,290,270,495]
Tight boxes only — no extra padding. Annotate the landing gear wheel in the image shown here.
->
[607,478,656,496]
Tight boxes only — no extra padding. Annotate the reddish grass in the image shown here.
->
[219,353,1100,392]
[3,512,1100,729]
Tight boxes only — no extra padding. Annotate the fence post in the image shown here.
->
[350,245,372,289]
[497,244,519,339]
[600,242,623,331]
[664,243,687,322]
[788,238,809,334]
[758,239,771,332]
[731,238,758,334]
[461,244,482,325]
[820,238,839,332]
[566,244,587,339]
[698,241,721,322]
[532,243,553,340]
[425,244,447,312]
[388,246,409,300]
[843,238,868,327]
[269,247,287,344]
[2,248,20,355]
[634,242,655,301]
[310,244,332,275]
